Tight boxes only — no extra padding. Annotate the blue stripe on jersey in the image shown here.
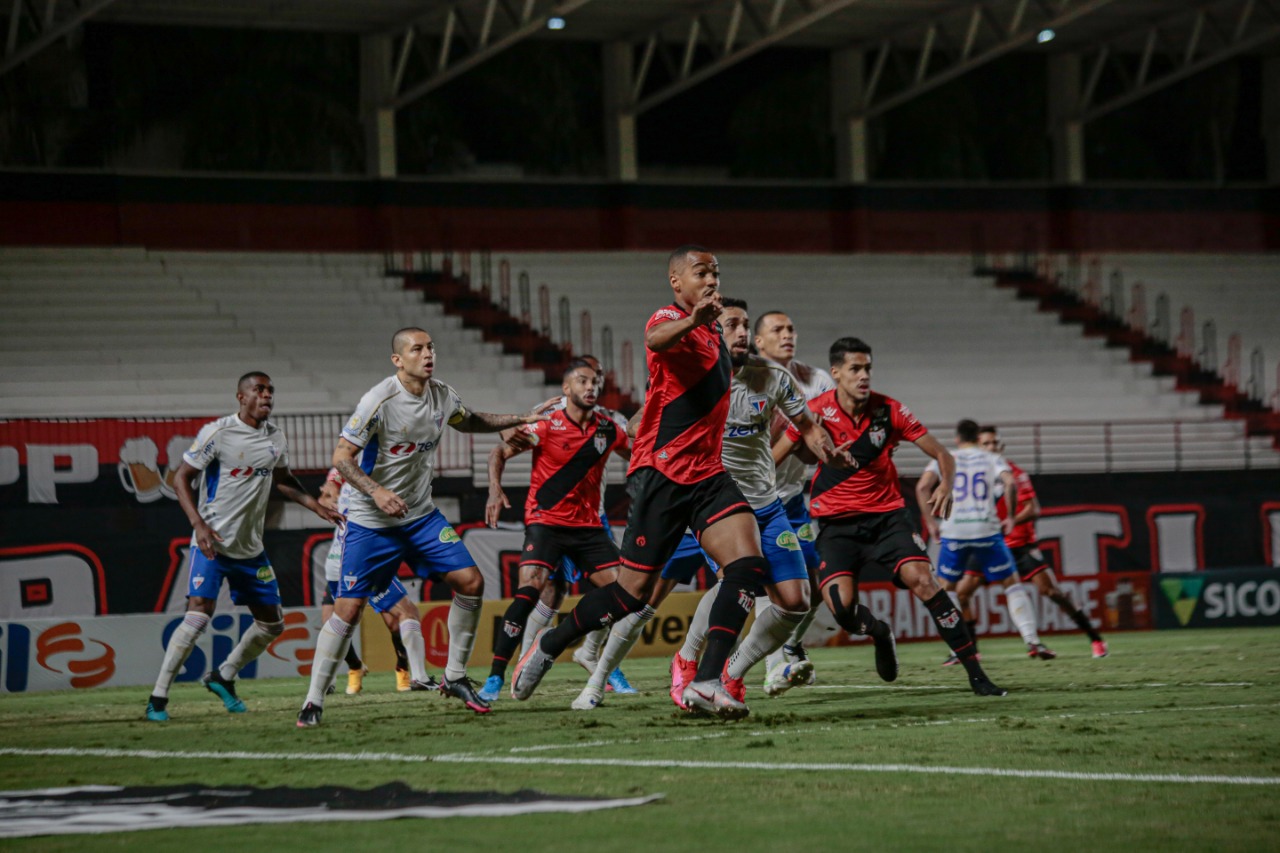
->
[360,435,379,475]
[205,459,220,502]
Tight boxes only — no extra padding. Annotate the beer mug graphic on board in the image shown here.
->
[118,436,164,503]
[161,434,193,500]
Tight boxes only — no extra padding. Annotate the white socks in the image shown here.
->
[305,615,354,707]
[587,606,656,690]
[152,611,209,698]
[219,619,283,681]
[1004,582,1042,646]
[581,626,606,661]
[727,605,805,681]
[445,594,482,682]
[523,600,556,655]
[400,619,429,683]
[677,582,720,661]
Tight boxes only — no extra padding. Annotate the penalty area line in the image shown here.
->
[1,747,1277,787]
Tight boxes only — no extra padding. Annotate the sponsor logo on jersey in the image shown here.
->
[748,394,767,414]
[657,451,668,460]
[346,415,363,431]
[438,526,461,544]
[654,308,682,322]
[256,565,276,582]
[227,467,271,478]
[636,535,647,547]
[912,533,926,551]
[725,423,764,438]
[821,406,840,423]
[550,420,567,431]
[869,428,886,448]
[797,523,814,542]
[593,433,608,454]
[387,441,436,457]
[776,531,801,551]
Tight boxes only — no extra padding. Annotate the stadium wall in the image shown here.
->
[2,172,1278,252]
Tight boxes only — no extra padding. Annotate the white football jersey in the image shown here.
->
[722,359,809,510]
[340,375,467,529]
[183,413,290,560]
[773,360,836,502]
[925,446,1011,540]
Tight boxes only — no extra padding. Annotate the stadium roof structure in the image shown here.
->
[5,0,1279,179]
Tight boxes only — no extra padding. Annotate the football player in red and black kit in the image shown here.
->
[480,359,631,698]
[773,337,1008,696]
[980,425,1108,658]
[511,245,842,719]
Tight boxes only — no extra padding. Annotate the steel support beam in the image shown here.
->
[629,0,867,116]
[0,0,116,77]
[387,0,595,111]
[844,0,1118,123]
[1080,0,1280,123]
[603,41,638,181]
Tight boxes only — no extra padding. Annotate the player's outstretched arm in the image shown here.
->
[485,440,524,528]
[173,460,222,558]
[333,437,408,518]
[273,467,343,526]
[451,397,557,434]
[915,469,942,541]
[914,433,955,520]
[646,292,722,352]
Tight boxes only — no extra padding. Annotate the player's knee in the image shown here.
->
[258,619,285,637]
[723,555,767,594]
[901,561,938,598]
[771,585,809,612]
[824,584,864,634]
[451,568,484,597]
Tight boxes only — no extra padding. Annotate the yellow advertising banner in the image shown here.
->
[359,591,744,672]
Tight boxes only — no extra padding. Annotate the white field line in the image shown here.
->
[806,681,1254,691]
[483,701,1280,756]
[1,746,1276,787]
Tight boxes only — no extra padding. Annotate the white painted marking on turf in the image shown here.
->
[810,681,1254,691]
[507,731,730,753]
[4,747,1273,787]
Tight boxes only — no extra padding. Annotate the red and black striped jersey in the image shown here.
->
[628,303,733,485]
[999,458,1039,548]
[787,389,926,518]
[517,408,628,528]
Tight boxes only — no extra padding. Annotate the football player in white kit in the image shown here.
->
[572,299,839,712]
[297,327,553,725]
[752,310,836,692]
[915,419,1051,660]
[145,372,342,722]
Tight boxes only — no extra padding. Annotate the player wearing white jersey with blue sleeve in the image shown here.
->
[297,327,555,725]
[753,310,835,689]
[916,419,1052,661]
[145,372,342,723]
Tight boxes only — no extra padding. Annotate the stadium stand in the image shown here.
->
[0,248,556,420]
[496,250,1280,475]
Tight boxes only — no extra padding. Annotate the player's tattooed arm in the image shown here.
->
[333,438,409,518]
[914,433,955,520]
[273,467,343,525]
[451,397,558,433]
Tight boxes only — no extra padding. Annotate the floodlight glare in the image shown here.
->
[547,17,566,30]
[1037,28,1056,43]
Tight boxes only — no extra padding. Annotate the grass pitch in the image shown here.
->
[2,628,1278,852]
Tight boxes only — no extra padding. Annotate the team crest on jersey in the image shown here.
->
[438,526,461,544]
[256,565,276,582]
[869,428,886,448]
[593,433,608,454]
[821,406,840,423]
[912,533,927,551]
[346,415,363,431]
[775,531,800,551]
[343,574,357,590]
[192,575,204,589]
[749,395,767,414]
